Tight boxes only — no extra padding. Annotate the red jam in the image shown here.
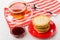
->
[11,27,25,35]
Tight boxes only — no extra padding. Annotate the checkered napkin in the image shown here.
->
[4,0,60,28]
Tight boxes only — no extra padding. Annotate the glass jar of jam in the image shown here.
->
[9,2,28,19]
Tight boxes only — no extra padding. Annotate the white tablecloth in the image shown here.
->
[0,0,60,40]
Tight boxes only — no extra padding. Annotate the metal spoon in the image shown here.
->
[32,4,59,17]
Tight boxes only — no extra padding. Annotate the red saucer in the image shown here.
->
[28,21,56,38]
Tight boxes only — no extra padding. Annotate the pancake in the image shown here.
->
[34,25,50,33]
[32,15,50,33]
[32,15,50,26]
[34,23,50,29]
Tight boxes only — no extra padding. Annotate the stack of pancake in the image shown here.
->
[32,15,50,33]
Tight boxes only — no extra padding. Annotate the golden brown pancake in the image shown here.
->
[32,15,50,33]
